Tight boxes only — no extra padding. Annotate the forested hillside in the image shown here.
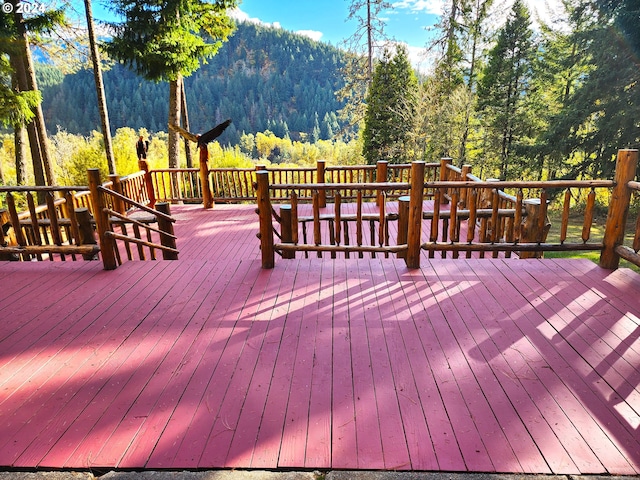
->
[38,22,346,145]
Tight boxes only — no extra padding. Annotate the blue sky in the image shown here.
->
[231,0,443,71]
[82,0,564,72]
[233,0,442,47]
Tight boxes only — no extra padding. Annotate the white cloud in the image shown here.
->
[392,0,444,15]
[296,30,324,42]
[229,8,323,42]
[228,8,281,30]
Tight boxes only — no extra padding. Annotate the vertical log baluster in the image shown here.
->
[560,189,571,244]
[379,190,386,248]
[7,194,28,260]
[356,190,363,258]
[335,193,342,247]
[46,192,63,261]
[313,190,322,258]
[450,189,459,259]
[26,192,41,250]
[397,196,409,259]
[514,189,523,243]
[634,213,640,253]
[538,188,549,243]
[582,188,596,243]
[291,191,299,245]
[466,189,478,259]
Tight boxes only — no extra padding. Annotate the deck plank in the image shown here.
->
[487,259,638,474]
[0,204,638,474]
[434,259,547,473]
[328,259,358,470]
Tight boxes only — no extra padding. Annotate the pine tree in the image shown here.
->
[337,0,392,136]
[540,0,640,178]
[477,0,536,180]
[104,0,237,168]
[362,45,418,164]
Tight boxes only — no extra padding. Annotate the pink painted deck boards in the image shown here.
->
[0,203,638,474]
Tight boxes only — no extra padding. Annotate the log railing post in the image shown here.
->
[397,195,410,259]
[316,160,326,207]
[280,204,295,259]
[256,170,274,268]
[156,202,178,260]
[376,160,388,207]
[76,207,98,260]
[600,149,639,269]
[519,198,551,259]
[138,159,156,208]
[88,168,117,270]
[109,174,126,214]
[0,208,14,261]
[439,157,452,204]
[460,164,472,208]
[406,161,425,268]
[200,145,213,209]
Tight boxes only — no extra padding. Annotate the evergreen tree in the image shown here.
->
[526,0,592,180]
[362,45,418,164]
[477,0,536,180]
[540,0,640,178]
[104,0,237,167]
[1,2,65,186]
[337,0,392,137]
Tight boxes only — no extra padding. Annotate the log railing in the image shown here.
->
[0,169,178,270]
[89,169,178,270]
[256,151,639,269]
[147,160,442,205]
[0,185,100,262]
[256,162,427,269]
[600,149,639,269]
[422,179,613,260]
[618,178,640,267]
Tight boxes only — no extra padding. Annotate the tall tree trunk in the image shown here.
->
[12,2,55,186]
[367,0,373,82]
[84,0,116,175]
[168,76,182,168]
[14,125,28,184]
[9,49,45,188]
[10,69,28,185]
[179,76,193,168]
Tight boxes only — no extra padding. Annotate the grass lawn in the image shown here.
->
[544,210,639,273]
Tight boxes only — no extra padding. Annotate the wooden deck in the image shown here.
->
[0,203,639,474]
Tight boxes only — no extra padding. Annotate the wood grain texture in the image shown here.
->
[0,204,638,474]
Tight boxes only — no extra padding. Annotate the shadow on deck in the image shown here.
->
[0,204,638,474]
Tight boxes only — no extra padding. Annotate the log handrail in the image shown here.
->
[0,170,179,269]
[254,158,631,268]
[95,178,178,269]
[146,161,442,205]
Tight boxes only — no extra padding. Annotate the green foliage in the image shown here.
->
[38,22,347,145]
[104,0,237,82]
[362,45,418,164]
[477,0,536,180]
[1,127,362,187]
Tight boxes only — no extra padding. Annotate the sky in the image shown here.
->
[82,0,566,72]
[226,0,566,71]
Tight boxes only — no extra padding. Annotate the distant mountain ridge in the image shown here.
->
[38,21,347,145]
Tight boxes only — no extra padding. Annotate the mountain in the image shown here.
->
[39,21,347,145]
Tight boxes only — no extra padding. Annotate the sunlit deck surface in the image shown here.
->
[1,203,639,474]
